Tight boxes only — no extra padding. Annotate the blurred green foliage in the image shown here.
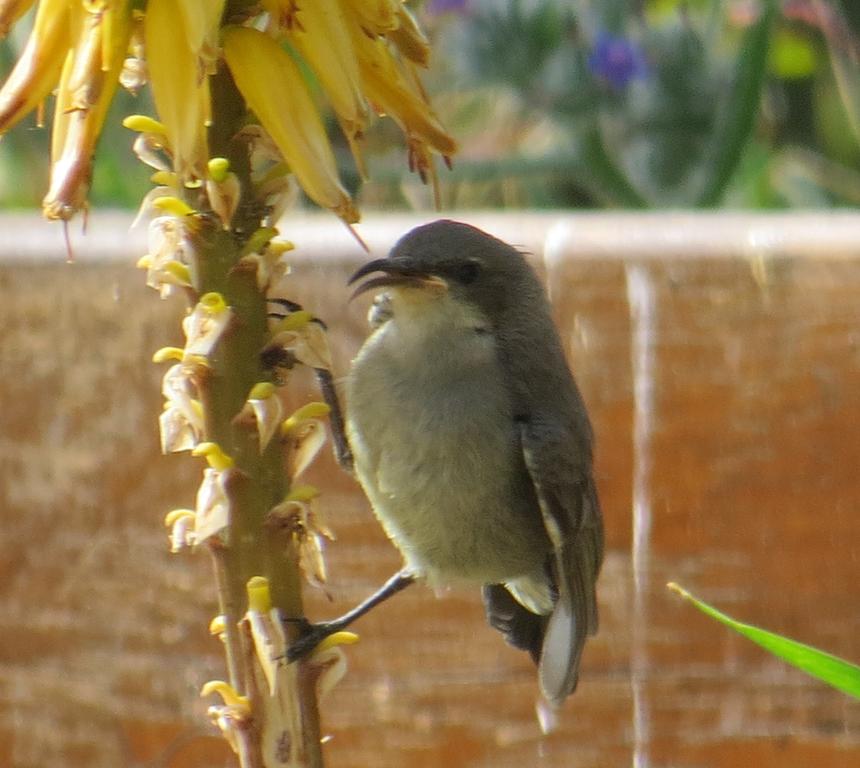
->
[1,0,858,210]
[393,0,860,209]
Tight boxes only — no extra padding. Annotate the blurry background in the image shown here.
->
[2,1,860,767]
[3,0,860,211]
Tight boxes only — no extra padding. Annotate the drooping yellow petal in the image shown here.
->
[284,0,368,136]
[0,0,74,134]
[349,26,456,157]
[177,0,225,57]
[67,5,106,109]
[43,2,134,221]
[387,4,431,67]
[145,0,209,179]
[222,25,359,224]
[342,0,400,35]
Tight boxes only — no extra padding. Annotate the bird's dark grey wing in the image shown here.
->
[519,421,603,705]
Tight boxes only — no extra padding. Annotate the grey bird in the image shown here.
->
[290,220,603,706]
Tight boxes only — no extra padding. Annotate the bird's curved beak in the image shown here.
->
[348,258,447,300]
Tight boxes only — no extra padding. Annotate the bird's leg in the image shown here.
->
[265,299,354,472]
[313,367,354,474]
[286,570,416,661]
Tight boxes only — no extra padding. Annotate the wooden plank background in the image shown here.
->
[1,212,858,767]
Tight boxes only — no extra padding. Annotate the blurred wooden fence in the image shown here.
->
[1,211,859,768]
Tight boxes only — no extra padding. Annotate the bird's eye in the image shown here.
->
[454,259,481,285]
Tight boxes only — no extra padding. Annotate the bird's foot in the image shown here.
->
[285,619,342,662]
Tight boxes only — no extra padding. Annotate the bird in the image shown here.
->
[290,219,603,707]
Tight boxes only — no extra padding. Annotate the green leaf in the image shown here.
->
[668,582,860,698]
[696,0,777,206]
[821,1,860,145]
[578,127,649,208]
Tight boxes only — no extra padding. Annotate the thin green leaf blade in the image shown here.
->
[696,0,777,206]
[668,582,860,698]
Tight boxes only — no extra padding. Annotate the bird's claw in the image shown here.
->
[285,620,338,662]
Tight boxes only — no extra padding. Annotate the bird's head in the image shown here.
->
[348,220,540,321]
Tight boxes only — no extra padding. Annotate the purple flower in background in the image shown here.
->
[588,31,648,90]
[426,0,470,15]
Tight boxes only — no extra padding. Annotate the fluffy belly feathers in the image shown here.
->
[345,326,551,586]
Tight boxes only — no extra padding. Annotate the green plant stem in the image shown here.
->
[189,61,323,768]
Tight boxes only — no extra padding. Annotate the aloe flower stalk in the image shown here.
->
[0,2,455,765]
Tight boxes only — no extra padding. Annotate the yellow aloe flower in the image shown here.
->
[268,312,334,371]
[182,292,233,358]
[140,215,198,297]
[237,381,285,454]
[144,0,210,179]
[269,485,334,588]
[206,157,240,229]
[281,0,369,141]
[193,465,232,544]
[164,508,197,552]
[43,1,134,220]
[0,0,75,134]
[158,362,204,453]
[244,576,288,696]
[177,0,224,67]
[342,0,400,35]
[152,346,185,363]
[222,25,360,225]
[309,631,359,702]
[281,402,331,479]
[209,614,227,638]
[201,680,251,713]
[193,441,235,471]
[123,113,172,171]
[237,237,293,292]
[201,680,251,754]
[388,4,431,67]
[350,28,457,160]
[239,225,279,258]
